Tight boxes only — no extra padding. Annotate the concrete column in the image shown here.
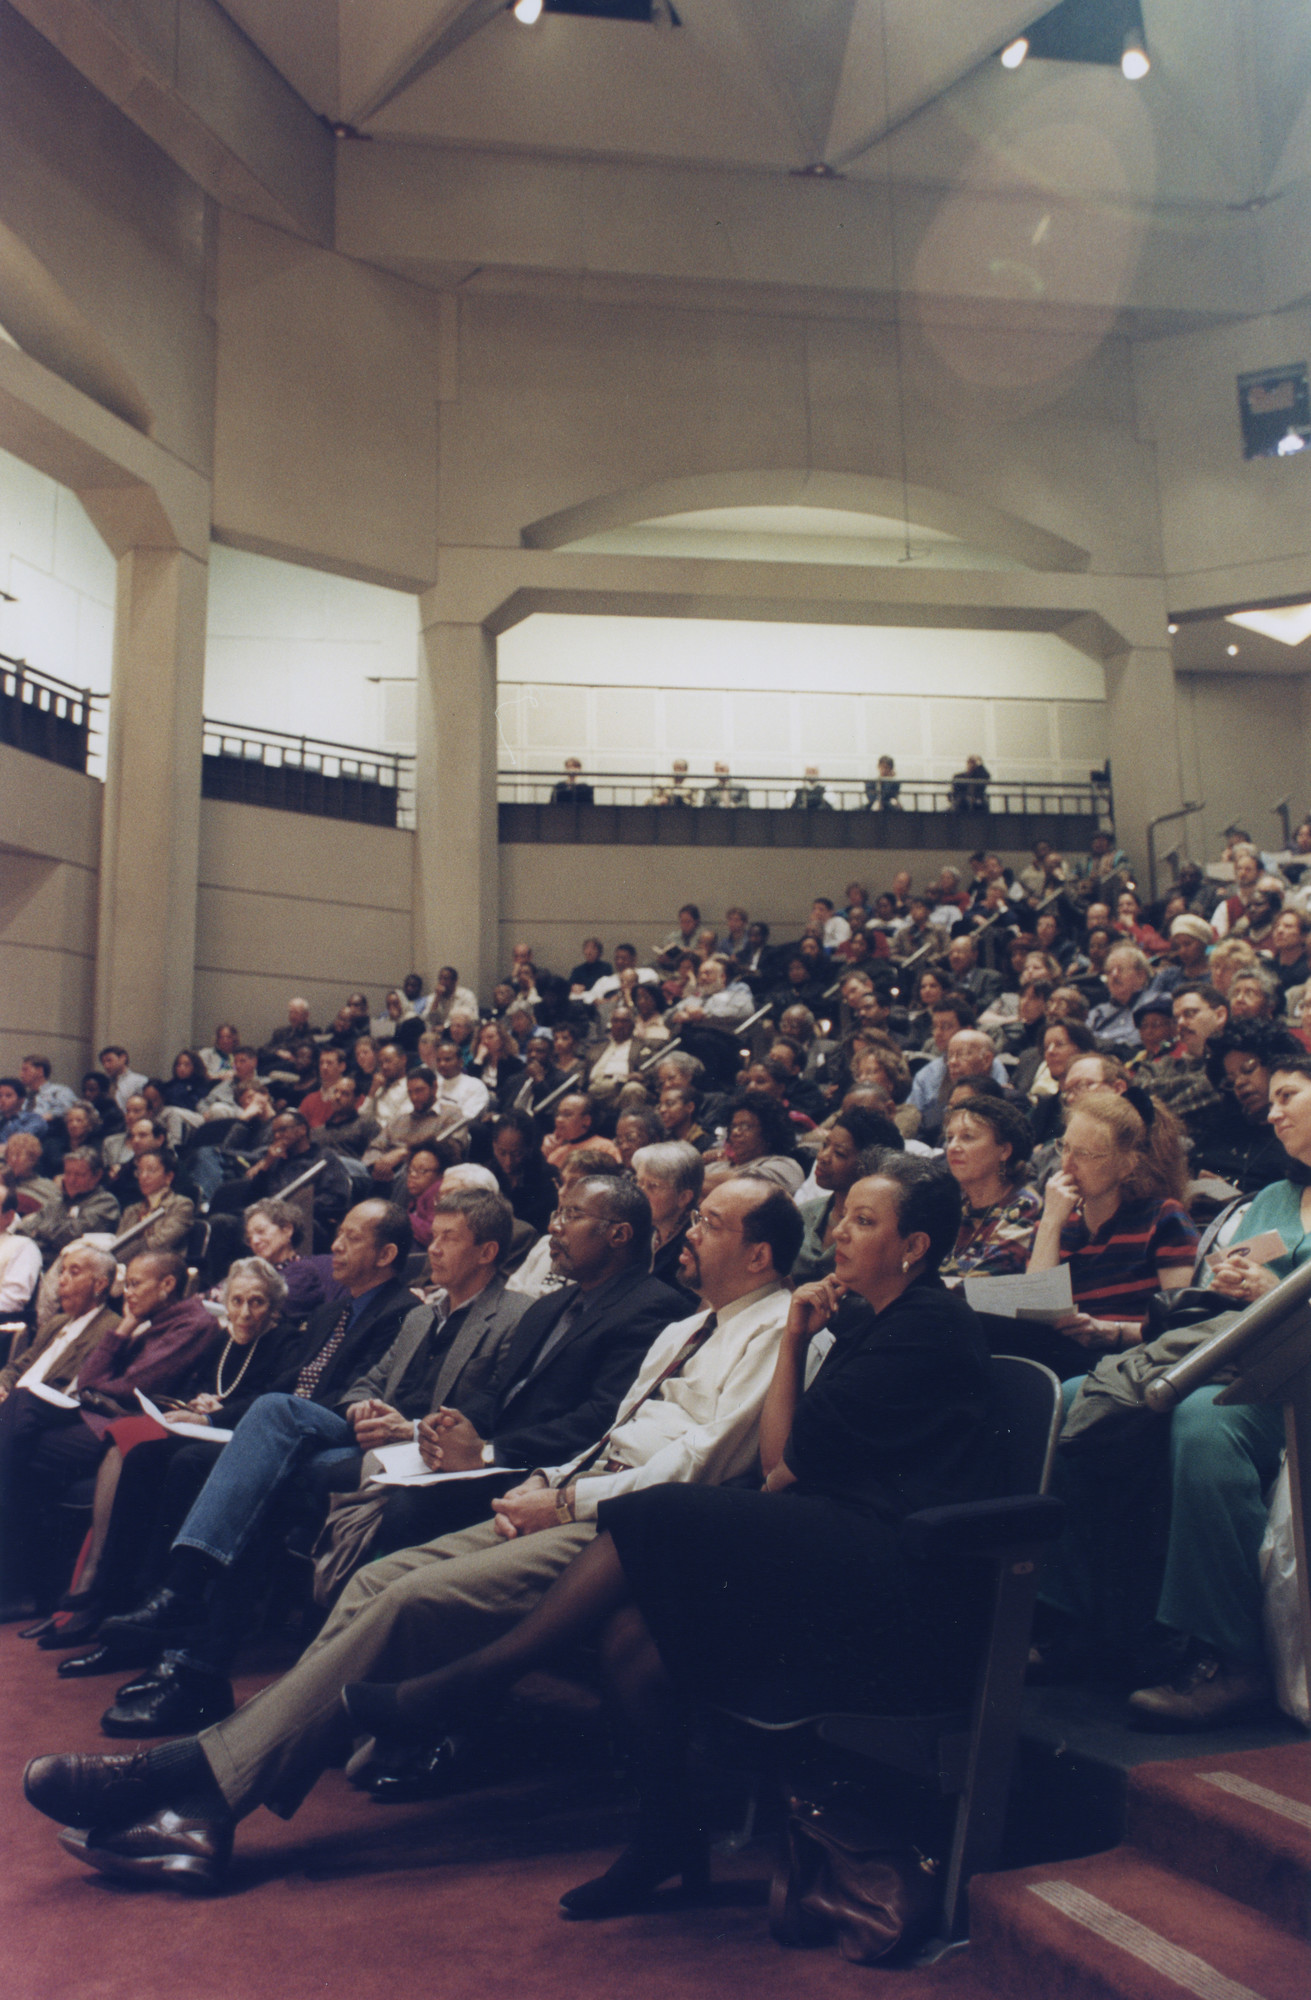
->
[94,546,207,1070]
[413,616,499,1001]
[1103,646,1185,882]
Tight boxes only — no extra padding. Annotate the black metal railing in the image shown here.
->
[202,720,415,829]
[0,657,101,772]
[498,769,1110,817]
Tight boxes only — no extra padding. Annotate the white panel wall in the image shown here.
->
[0,444,116,776]
[495,615,1107,785]
[204,544,420,751]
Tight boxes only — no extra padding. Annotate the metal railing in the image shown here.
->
[0,657,102,773]
[202,719,415,829]
[498,769,1110,818]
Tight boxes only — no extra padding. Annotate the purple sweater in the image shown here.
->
[78,1294,221,1406]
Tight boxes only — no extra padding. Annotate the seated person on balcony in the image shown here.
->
[22,1178,800,1886]
[0,1182,42,1317]
[645,759,693,806]
[550,757,594,806]
[363,1067,448,1186]
[950,753,991,812]
[701,762,748,807]
[0,1078,48,1149]
[426,966,480,1030]
[864,754,901,809]
[14,1149,120,1264]
[97,1047,149,1115]
[4,1132,58,1217]
[117,1149,195,1256]
[19,1055,76,1125]
[791,765,830,809]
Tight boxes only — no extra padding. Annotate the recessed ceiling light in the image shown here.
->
[1121,28,1150,79]
[1226,603,1311,646]
[1167,623,1178,634]
[513,0,543,22]
[1000,37,1028,68]
[1226,644,1239,656]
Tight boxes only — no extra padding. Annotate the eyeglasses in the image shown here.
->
[1221,1058,1264,1091]
[1060,1145,1114,1166]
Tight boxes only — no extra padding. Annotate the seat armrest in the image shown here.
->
[900,1494,1065,1563]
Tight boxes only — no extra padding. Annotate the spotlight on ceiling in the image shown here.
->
[1277,428,1308,456]
[1121,27,1150,79]
[1000,37,1029,69]
[1226,644,1239,657]
[513,0,543,19]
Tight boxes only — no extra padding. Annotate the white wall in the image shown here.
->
[1176,673,1311,861]
[0,443,116,776]
[204,543,420,751]
[496,616,1107,786]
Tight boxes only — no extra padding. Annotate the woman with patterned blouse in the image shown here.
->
[939,1092,1042,1282]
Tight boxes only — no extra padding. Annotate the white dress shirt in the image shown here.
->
[17,1305,101,1389]
[546,1282,790,1521]
[0,1231,43,1314]
[436,1072,490,1125]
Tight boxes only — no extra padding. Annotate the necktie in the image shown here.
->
[569,1311,719,1480]
[295,1300,353,1399]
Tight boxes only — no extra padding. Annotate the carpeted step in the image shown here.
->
[1125,1746,1311,1939]
[968,1845,1311,2000]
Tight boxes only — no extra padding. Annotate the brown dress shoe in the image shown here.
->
[1127,1652,1271,1731]
[58,1807,232,1890]
[24,1752,158,1829]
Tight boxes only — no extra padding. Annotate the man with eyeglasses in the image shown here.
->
[27,1179,803,1877]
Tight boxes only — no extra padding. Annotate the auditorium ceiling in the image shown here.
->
[214,0,1311,213]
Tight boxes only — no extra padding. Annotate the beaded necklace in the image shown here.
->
[215,1336,258,1402]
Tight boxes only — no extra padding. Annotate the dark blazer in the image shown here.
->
[465,1263,688,1469]
[344,1276,532,1419]
[252,1276,418,1412]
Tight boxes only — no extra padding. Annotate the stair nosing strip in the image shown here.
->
[1197,1771,1311,1834]
[1027,1881,1280,2000]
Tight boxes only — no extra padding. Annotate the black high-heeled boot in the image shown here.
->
[559,1829,710,1919]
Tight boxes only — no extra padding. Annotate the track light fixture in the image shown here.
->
[513,0,543,21]
[1000,37,1028,69]
[1120,27,1150,79]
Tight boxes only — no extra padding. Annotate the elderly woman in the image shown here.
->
[242,1196,339,1320]
[1226,966,1280,1023]
[792,1104,903,1284]
[57,1099,102,1160]
[631,1139,703,1296]
[342,1157,999,1920]
[117,1148,195,1256]
[51,1257,298,1661]
[940,1095,1043,1282]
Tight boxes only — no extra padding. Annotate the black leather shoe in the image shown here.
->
[58,1645,135,1680]
[366,1736,468,1804]
[100,1659,233,1739]
[559,1838,711,1920]
[97,1587,199,1653]
[19,1616,58,1641]
[58,1807,232,1890]
[25,1751,159,1829]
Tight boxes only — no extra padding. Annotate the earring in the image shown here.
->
[901,1259,912,1272]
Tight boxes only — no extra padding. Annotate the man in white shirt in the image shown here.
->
[669,957,754,1028]
[431,1039,490,1128]
[0,1184,43,1319]
[97,1046,149,1114]
[587,1008,639,1099]
[372,1043,414,1127]
[18,1055,76,1124]
[426,966,479,1029]
[27,1181,804,1874]
[810,898,851,951]
[584,942,660,1008]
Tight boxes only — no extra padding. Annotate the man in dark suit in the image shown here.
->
[80,1202,417,1727]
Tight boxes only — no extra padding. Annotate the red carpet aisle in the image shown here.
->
[970,1744,1311,1999]
[0,1626,994,2000]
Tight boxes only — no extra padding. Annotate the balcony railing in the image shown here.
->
[202,720,415,829]
[498,769,1110,816]
[0,658,102,773]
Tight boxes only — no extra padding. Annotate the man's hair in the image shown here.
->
[97,1045,128,1062]
[359,1200,413,1269]
[492,1109,542,1151]
[616,942,638,957]
[440,965,460,980]
[275,1110,311,1136]
[432,1187,514,1259]
[409,1065,437,1087]
[63,1146,103,1177]
[1106,944,1150,977]
[833,1105,904,1154]
[1173,981,1227,1010]
[575,1174,653,1263]
[128,1249,188,1294]
[150,1146,179,1176]
[861,1155,962,1272]
[931,994,977,1030]
[732,1179,805,1279]
[678,904,701,923]
[233,1046,259,1062]
[63,1241,116,1289]
[22,1054,52,1077]
[813,897,834,913]
[618,1107,666,1147]
[564,1148,626,1181]
[0,1076,23,1096]
[557,1092,594,1129]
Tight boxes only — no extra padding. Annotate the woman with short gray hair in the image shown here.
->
[631,1141,703,1299]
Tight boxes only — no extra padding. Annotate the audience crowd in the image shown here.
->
[9,818,1311,1916]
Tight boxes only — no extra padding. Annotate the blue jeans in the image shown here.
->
[174,1394,362,1568]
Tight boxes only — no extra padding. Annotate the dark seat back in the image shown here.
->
[987,1353,1062,1498]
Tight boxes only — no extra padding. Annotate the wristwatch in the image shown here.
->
[480,1442,496,1465]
